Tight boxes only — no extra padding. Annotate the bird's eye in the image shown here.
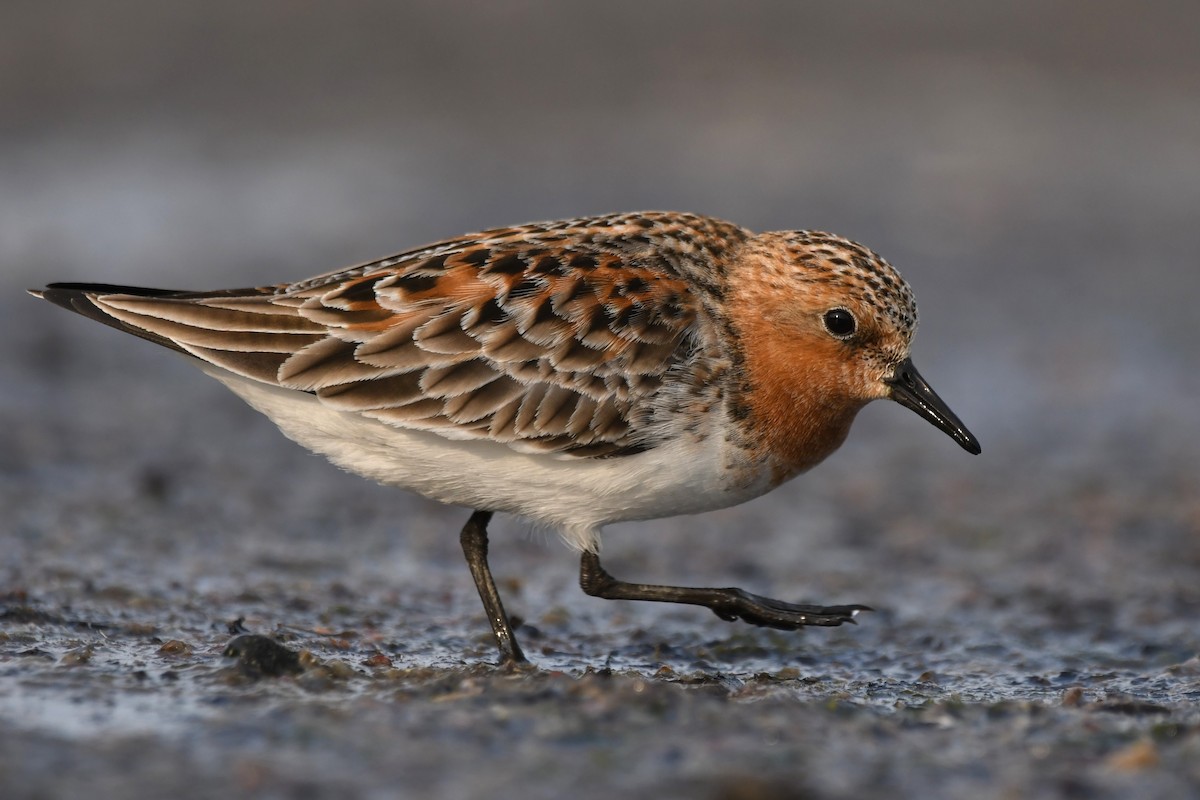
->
[822,308,857,338]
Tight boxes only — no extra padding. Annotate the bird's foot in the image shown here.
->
[707,589,871,629]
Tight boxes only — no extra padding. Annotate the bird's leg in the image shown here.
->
[579,551,870,630]
[459,510,526,664]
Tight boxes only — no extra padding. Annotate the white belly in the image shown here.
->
[206,369,774,551]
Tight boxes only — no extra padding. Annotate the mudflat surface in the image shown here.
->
[2,3,1199,798]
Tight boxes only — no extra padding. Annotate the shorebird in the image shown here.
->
[31,211,979,664]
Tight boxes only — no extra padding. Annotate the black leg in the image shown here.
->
[459,510,526,664]
[579,551,870,629]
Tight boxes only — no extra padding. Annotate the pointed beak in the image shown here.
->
[885,358,981,455]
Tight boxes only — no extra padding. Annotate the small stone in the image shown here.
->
[223,634,303,678]
[364,653,393,668]
[1105,740,1160,772]
[60,646,94,666]
[157,639,192,656]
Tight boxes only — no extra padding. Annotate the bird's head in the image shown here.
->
[731,231,980,458]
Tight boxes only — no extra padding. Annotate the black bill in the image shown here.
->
[886,357,981,455]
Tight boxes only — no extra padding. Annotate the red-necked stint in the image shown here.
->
[32,211,980,664]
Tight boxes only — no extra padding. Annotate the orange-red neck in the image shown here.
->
[728,292,866,484]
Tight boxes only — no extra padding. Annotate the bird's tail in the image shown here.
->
[30,283,197,355]
[28,281,330,385]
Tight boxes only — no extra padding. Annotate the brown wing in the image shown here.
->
[44,213,746,457]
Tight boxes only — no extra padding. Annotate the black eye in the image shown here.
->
[822,308,856,338]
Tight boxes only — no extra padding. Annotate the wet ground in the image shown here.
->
[3,2,1200,798]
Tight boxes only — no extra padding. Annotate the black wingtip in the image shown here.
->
[40,282,190,297]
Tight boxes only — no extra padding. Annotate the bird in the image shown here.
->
[30,211,980,665]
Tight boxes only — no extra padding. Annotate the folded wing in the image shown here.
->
[35,215,721,458]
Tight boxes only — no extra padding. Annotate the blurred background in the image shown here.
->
[2,2,1198,798]
[5,0,1198,573]
[5,0,1198,451]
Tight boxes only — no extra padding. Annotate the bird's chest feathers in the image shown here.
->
[735,324,865,484]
